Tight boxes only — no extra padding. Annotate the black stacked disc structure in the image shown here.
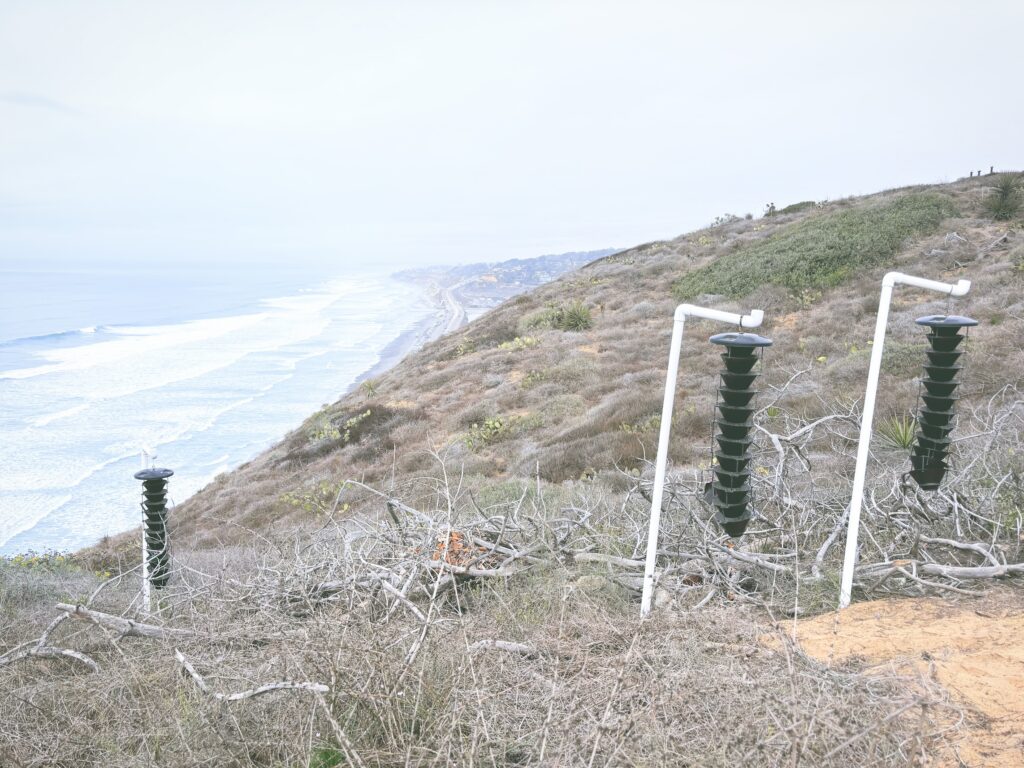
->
[909,315,977,491]
[134,467,174,588]
[709,331,773,537]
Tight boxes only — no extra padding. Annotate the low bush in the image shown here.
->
[497,335,539,351]
[463,416,514,450]
[778,200,818,215]
[524,301,593,332]
[982,174,1023,220]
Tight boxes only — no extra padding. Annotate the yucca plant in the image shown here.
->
[982,174,1022,221]
[877,413,917,450]
[556,300,593,331]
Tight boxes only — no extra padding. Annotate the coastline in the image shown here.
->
[353,279,467,389]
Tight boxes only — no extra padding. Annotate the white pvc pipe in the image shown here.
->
[140,448,152,615]
[640,304,765,616]
[838,272,970,609]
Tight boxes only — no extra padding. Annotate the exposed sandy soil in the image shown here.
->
[794,592,1024,767]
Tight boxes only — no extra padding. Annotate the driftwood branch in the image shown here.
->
[0,644,100,673]
[856,559,1024,581]
[174,649,328,701]
[467,639,569,659]
[56,603,196,639]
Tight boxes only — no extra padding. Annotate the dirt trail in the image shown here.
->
[794,595,1024,766]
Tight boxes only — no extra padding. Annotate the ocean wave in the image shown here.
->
[4,389,267,494]
[0,493,73,551]
[0,324,110,349]
[0,313,269,380]
[30,403,90,428]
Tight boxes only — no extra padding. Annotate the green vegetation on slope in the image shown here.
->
[673,192,958,299]
[982,174,1023,221]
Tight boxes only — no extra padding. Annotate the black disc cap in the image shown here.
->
[135,467,174,481]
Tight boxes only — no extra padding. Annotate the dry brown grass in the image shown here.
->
[3,481,963,768]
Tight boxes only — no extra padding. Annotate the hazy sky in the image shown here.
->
[1,1,1021,268]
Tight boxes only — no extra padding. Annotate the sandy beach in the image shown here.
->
[351,279,468,390]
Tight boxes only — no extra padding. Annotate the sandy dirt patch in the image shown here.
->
[793,595,1024,766]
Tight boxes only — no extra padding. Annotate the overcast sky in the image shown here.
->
[1,1,1021,268]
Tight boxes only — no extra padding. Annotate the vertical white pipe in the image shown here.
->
[640,315,685,616]
[140,449,152,615]
[838,273,969,609]
[838,279,894,609]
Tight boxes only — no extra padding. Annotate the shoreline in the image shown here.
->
[353,279,467,389]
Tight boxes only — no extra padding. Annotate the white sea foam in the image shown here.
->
[31,403,90,427]
[0,493,73,550]
[198,454,230,468]
[1,313,269,380]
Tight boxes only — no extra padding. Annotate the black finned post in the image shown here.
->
[134,467,174,588]
[708,331,773,537]
[970,171,974,178]
[990,166,994,175]
[909,315,978,490]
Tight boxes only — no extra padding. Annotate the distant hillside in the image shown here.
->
[397,248,618,318]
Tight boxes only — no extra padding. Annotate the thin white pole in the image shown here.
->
[641,304,764,616]
[837,280,893,610]
[838,272,970,609]
[640,314,685,616]
[140,449,152,615]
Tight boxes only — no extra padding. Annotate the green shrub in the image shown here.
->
[454,335,476,357]
[524,301,593,332]
[497,335,540,351]
[282,481,348,515]
[463,417,513,449]
[982,174,1023,221]
[619,414,660,434]
[309,409,372,443]
[557,301,593,331]
[778,200,817,215]
[673,193,958,299]
[520,369,547,388]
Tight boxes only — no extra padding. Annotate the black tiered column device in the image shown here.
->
[909,315,977,490]
[134,467,174,588]
[709,331,773,537]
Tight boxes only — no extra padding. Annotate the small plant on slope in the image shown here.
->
[556,300,593,331]
[877,413,917,450]
[982,174,1023,221]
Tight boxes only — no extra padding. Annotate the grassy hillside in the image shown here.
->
[4,173,1023,767]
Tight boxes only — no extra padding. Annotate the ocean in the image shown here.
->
[0,261,437,555]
